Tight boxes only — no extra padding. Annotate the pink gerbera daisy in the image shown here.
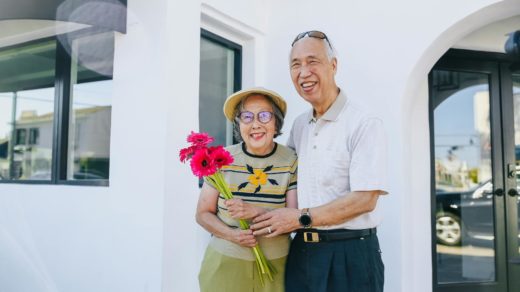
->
[190,149,217,178]
[187,131,214,147]
[210,147,234,168]
[179,146,197,163]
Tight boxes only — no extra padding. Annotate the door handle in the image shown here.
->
[507,163,517,179]
[510,257,520,265]
[508,188,519,197]
[494,188,504,196]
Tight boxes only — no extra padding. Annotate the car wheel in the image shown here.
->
[436,212,462,246]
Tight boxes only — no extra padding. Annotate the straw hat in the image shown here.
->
[223,87,287,121]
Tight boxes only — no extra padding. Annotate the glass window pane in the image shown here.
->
[0,40,56,181]
[199,37,236,146]
[512,73,520,256]
[67,32,114,181]
[432,70,496,283]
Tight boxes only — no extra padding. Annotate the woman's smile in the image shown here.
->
[250,132,265,140]
[239,95,276,156]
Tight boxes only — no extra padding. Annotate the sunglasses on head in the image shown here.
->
[291,30,332,49]
[238,111,274,124]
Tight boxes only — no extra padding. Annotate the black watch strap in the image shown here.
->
[299,208,313,228]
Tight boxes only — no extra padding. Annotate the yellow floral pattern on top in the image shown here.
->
[248,169,268,186]
[238,164,277,193]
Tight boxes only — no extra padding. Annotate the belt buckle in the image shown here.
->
[303,231,320,243]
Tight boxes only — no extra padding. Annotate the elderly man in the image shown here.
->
[251,31,388,292]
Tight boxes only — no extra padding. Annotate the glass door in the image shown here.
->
[430,59,508,292]
[502,66,520,292]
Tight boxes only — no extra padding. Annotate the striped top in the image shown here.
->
[205,142,298,260]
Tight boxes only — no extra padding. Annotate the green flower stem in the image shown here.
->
[254,255,265,287]
[251,246,265,273]
[209,170,277,286]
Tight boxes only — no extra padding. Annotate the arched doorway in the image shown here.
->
[429,18,520,292]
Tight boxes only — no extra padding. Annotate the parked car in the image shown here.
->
[436,168,520,246]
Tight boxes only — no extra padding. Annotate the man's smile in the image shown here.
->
[301,81,317,92]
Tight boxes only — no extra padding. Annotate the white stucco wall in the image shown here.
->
[0,0,171,291]
[1,0,520,292]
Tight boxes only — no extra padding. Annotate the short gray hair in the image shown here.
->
[288,37,337,62]
[323,38,337,61]
[231,94,285,143]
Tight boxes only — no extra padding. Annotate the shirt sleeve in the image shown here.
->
[287,122,296,151]
[287,158,298,191]
[349,117,388,194]
[203,176,217,189]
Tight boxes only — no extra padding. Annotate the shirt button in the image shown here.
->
[313,145,317,149]
[314,133,318,136]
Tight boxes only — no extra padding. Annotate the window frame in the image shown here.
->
[200,29,242,145]
[0,29,113,186]
[201,29,242,96]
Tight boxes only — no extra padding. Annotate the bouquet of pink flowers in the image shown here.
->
[179,131,276,285]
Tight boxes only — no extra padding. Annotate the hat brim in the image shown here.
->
[223,87,287,121]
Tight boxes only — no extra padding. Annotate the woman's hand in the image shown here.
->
[227,228,257,247]
[225,198,265,220]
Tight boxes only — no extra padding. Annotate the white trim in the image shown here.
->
[201,3,266,87]
[200,3,264,41]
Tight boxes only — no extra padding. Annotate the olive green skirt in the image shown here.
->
[198,246,286,292]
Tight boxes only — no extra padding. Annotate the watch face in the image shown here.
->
[299,214,312,226]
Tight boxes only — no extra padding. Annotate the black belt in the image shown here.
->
[296,228,376,243]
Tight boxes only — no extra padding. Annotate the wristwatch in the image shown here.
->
[298,208,313,228]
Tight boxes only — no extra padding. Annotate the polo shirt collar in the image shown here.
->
[307,89,347,123]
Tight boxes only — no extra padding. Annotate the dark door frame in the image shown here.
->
[499,62,520,292]
[429,49,520,292]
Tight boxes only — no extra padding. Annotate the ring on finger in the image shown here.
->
[267,226,272,234]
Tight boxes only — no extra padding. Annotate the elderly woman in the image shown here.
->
[196,87,298,292]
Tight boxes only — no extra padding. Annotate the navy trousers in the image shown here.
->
[285,233,384,292]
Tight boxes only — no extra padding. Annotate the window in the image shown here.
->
[199,29,241,146]
[28,128,39,145]
[0,39,56,181]
[67,32,113,181]
[15,129,27,146]
[0,31,114,185]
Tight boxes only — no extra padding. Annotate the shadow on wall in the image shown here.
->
[0,202,58,292]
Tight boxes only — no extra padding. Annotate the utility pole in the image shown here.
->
[9,91,17,179]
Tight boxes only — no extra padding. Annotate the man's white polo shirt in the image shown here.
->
[288,90,388,230]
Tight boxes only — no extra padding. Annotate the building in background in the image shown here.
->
[0,1,519,292]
